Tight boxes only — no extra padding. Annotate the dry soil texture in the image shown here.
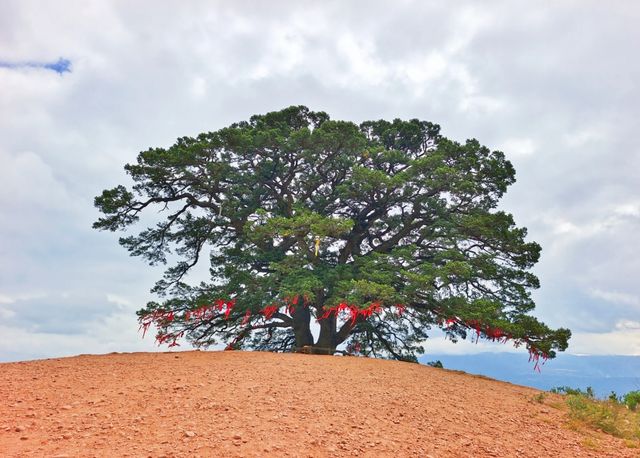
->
[0,351,636,457]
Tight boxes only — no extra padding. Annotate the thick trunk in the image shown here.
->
[315,315,337,354]
[292,297,348,355]
[292,305,313,348]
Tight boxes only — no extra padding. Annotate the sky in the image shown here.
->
[0,0,639,362]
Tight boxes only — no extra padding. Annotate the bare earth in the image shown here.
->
[0,351,635,457]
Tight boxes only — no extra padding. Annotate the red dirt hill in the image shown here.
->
[0,351,635,457]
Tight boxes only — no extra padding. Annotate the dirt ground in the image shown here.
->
[0,350,636,457]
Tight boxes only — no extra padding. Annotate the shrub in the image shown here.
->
[565,395,621,436]
[553,387,640,442]
[551,386,595,398]
[533,392,546,404]
[623,391,640,411]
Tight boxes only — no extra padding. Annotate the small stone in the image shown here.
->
[60,405,72,411]
[62,433,72,439]
[232,433,242,440]
[15,426,25,432]
[20,436,28,440]
[184,430,196,438]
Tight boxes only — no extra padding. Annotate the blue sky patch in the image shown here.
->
[0,57,71,74]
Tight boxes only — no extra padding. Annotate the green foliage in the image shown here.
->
[426,360,444,368]
[551,386,595,398]
[566,395,621,436]
[549,386,640,442]
[564,393,640,440]
[94,106,571,360]
[623,391,640,411]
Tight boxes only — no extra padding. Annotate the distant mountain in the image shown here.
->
[419,352,640,398]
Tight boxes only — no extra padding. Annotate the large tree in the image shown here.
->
[94,106,570,364]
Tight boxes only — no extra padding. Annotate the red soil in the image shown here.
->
[0,351,635,457]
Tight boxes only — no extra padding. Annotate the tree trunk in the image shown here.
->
[292,305,313,349]
[314,314,337,354]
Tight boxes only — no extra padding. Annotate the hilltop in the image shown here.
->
[0,351,634,457]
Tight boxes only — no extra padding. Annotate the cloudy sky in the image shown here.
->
[1,1,639,362]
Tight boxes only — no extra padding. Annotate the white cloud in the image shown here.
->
[543,215,620,239]
[0,292,46,304]
[589,289,640,308]
[614,203,640,218]
[392,321,640,356]
[568,330,640,356]
[0,150,73,212]
[421,327,640,357]
[399,52,448,87]
[189,76,208,99]
[499,138,536,157]
[616,319,640,330]
[0,311,160,362]
[0,0,639,362]
[563,126,607,148]
[0,306,15,319]
[336,34,388,87]
[446,5,494,54]
[423,335,521,355]
[106,293,133,310]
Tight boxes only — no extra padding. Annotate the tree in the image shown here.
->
[93,106,570,364]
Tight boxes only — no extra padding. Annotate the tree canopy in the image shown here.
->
[93,106,570,365]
